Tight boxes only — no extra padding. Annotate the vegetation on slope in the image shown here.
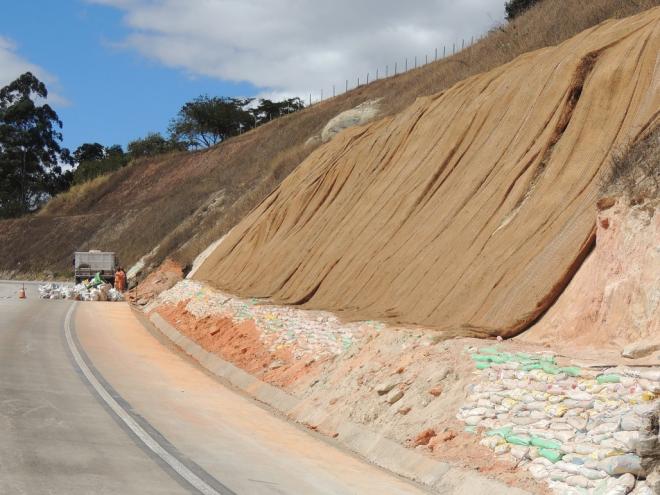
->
[0,0,657,279]
[602,125,659,204]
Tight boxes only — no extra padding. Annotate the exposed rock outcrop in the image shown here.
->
[520,199,659,350]
[320,99,381,143]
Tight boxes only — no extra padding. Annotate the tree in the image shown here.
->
[168,95,253,149]
[105,144,124,159]
[73,142,105,163]
[0,72,72,217]
[72,144,129,185]
[505,0,541,20]
[251,97,304,125]
[127,133,184,158]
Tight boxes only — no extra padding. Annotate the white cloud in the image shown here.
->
[0,36,69,107]
[90,0,505,100]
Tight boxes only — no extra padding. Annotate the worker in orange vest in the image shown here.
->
[114,266,126,292]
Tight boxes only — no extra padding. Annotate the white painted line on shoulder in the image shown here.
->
[64,302,223,495]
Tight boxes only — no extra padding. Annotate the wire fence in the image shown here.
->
[303,34,484,107]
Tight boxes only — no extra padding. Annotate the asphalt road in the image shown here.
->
[0,281,430,495]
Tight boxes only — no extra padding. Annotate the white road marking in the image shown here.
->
[64,302,223,495]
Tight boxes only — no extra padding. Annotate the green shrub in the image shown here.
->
[505,0,543,20]
[73,154,129,185]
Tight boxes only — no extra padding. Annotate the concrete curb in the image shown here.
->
[149,312,530,494]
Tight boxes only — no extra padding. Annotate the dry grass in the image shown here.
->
[601,125,659,203]
[38,174,111,216]
[1,0,658,278]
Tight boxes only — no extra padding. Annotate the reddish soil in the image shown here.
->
[424,425,551,494]
[154,300,322,388]
[130,259,183,304]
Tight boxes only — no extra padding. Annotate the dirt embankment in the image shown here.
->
[151,291,548,494]
[129,258,183,305]
[148,188,658,493]
[194,8,660,339]
[1,1,656,281]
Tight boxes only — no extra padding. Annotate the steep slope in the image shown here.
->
[0,0,656,279]
[194,8,660,338]
[520,127,659,350]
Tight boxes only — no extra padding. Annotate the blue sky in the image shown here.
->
[0,0,504,154]
[0,1,257,151]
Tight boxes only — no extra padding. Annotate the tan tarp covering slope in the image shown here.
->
[195,9,660,337]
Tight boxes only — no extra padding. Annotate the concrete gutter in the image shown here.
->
[149,312,530,495]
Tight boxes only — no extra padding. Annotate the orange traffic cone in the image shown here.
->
[18,285,26,299]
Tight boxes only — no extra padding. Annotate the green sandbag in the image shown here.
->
[539,448,562,463]
[539,355,557,364]
[541,362,560,374]
[505,434,531,446]
[531,437,561,450]
[597,374,620,384]
[489,355,509,364]
[471,354,492,362]
[486,427,512,438]
[476,362,491,370]
[559,366,582,377]
[522,363,542,371]
[464,426,476,434]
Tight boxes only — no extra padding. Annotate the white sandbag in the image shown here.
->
[510,446,529,460]
[565,474,592,489]
[597,454,642,476]
[589,422,620,435]
[463,416,483,426]
[528,463,548,480]
[629,481,654,495]
[480,436,502,449]
[493,444,510,455]
[611,431,639,451]
[637,369,660,382]
[592,473,635,495]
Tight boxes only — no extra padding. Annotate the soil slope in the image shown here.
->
[195,9,660,338]
[1,0,655,280]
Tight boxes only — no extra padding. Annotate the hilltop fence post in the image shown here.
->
[435,47,438,61]
[405,57,408,71]
[333,84,335,97]
[376,68,379,80]
[453,43,455,55]
[346,79,348,92]
[366,72,369,84]
[357,76,360,87]
[462,39,465,50]
[414,56,417,69]
[386,64,389,77]
[395,62,397,75]
[443,45,446,58]
[309,93,311,106]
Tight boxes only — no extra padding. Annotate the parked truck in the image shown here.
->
[74,250,117,284]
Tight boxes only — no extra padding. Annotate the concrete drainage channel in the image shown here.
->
[147,312,531,495]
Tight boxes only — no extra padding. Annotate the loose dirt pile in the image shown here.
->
[130,258,183,306]
[194,9,660,338]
